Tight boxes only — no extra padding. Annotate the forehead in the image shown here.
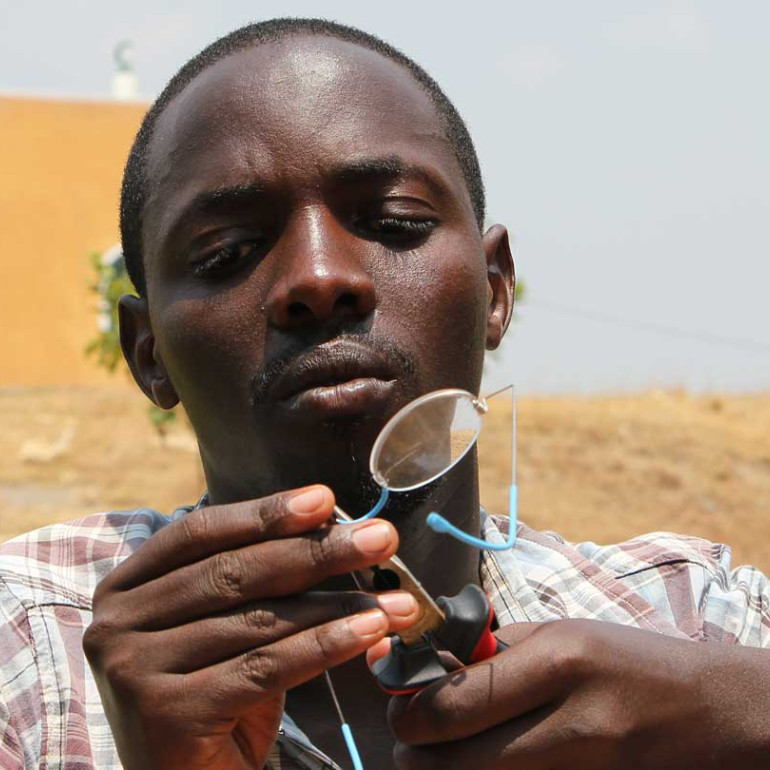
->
[143,36,473,246]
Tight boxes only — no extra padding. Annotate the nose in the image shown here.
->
[266,208,376,330]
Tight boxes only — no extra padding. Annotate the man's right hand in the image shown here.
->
[83,485,417,770]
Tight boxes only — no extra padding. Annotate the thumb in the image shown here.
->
[366,623,546,671]
[365,637,392,669]
[495,621,547,647]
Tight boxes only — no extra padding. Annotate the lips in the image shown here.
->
[268,340,398,416]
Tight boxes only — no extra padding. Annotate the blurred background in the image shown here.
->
[1,1,768,567]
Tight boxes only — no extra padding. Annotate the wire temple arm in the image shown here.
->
[426,485,518,550]
[336,487,390,524]
[325,670,365,770]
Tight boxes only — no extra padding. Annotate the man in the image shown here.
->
[1,18,769,770]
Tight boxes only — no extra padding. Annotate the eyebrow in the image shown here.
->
[181,182,266,221]
[333,156,444,194]
[163,156,447,250]
[177,157,427,221]
[163,182,266,249]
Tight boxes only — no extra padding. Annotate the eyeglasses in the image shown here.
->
[339,385,518,551]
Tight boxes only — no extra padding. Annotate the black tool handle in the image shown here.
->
[370,638,447,696]
[372,585,508,695]
[435,584,508,665]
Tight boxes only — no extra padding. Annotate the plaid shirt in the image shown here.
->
[1,506,769,769]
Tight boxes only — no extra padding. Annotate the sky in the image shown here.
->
[2,0,769,394]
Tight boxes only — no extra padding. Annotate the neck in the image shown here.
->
[389,459,482,598]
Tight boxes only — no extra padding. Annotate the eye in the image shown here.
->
[358,216,436,246]
[191,240,265,277]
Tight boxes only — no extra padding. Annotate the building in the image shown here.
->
[0,96,146,386]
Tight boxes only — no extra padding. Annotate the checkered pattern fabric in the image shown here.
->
[2,507,768,768]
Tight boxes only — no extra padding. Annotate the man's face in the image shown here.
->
[126,36,512,507]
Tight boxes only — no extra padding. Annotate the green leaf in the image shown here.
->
[85,248,180,426]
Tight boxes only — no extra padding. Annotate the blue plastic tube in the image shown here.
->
[426,484,518,551]
[341,723,365,770]
[336,487,389,524]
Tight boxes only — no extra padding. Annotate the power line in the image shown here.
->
[528,298,770,354]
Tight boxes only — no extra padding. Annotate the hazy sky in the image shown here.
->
[2,0,768,393]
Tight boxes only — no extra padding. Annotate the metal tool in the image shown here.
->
[335,505,507,695]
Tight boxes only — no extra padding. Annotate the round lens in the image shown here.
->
[370,389,485,491]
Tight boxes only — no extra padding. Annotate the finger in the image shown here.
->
[190,608,391,712]
[104,485,335,591]
[366,622,544,691]
[495,622,548,646]
[366,624,543,670]
[147,591,420,673]
[388,622,575,745]
[393,704,562,770]
[121,518,399,629]
[366,637,393,668]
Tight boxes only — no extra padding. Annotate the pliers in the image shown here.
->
[335,506,507,695]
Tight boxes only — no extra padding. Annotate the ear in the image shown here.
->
[482,224,515,350]
[118,295,179,409]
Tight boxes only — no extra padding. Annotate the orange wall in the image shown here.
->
[0,96,147,385]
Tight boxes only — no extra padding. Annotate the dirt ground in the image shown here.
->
[1,386,768,572]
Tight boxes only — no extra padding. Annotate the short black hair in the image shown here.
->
[120,17,486,297]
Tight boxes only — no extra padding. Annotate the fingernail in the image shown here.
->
[377,592,418,618]
[349,609,387,638]
[287,486,328,515]
[352,522,393,554]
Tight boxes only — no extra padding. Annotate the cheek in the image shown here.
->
[151,290,266,428]
[377,248,488,392]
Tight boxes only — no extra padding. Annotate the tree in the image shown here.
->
[86,248,177,434]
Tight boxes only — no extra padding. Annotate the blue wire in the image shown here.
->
[336,487,390,524]
[426,485,518,550]
[341,723,365,770]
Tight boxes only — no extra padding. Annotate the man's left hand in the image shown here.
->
[372,619,770,768]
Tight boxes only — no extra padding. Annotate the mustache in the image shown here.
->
[249,327,417,406]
